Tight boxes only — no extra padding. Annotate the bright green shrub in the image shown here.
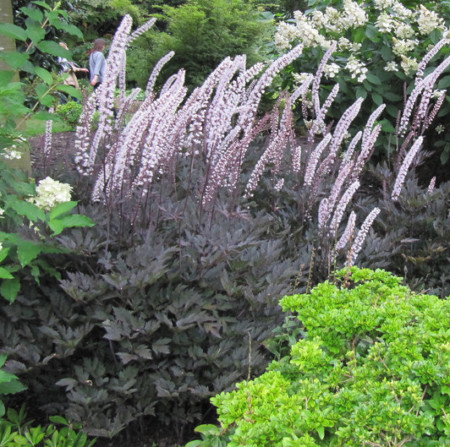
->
[56,101,83,128]
[191,268,450,446]
[0,407,96,447]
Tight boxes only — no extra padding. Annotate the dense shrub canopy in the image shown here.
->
[202,268,450,446]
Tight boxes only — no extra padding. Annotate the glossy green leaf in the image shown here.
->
[20,6,44,22]
[35,67,53,85]
[0,23,27,41]
[0,277,20,303]
[37,41,71,58]
[49,201,78,220]
[0,268,13,280]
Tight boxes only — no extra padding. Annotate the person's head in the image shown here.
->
[93,38,106,52]
[59,42,69,51]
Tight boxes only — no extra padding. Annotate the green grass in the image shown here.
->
[24,117,73,136]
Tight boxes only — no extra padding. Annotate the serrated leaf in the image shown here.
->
[0,247,10,264]
[152,338,171,354]
[31,1,51,10]
[437,75,450,90]
[0,24,27,41]
[64,24,84,39]
[0,277,20,303]
[0,380,26,395]
[56,84,82,100]
[34,110,56,121]
[37,40,71,58]
[366,73,382,85]
[21,6,44,22]
[49,201,78,220]
[0,71,15,86]
[0,52,30,70]
[372,93,383,106]
[25,21,46,44]
[35,67,53,85]
[116,353,138,365]
[0,268,13,280]
[55,378,77,391]
[16,240,42,267]
[8,199,45,222]
[49,214,95,235]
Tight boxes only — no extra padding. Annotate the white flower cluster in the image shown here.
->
[392,38,419,56]
[346,56,368,82]
[400,56,418,76]
[384,61,398,72]
[417,5,445,36]
[374,0,395,9]
[30,177,72,211]
[324,63,340,79]
[2,145,22,160]
[276,0,449,79]
[276,1,368,51]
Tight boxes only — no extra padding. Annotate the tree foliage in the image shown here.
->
[129,0,274,88]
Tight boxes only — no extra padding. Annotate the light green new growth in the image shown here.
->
[203,268,449,446]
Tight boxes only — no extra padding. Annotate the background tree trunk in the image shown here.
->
[0,0,18,76]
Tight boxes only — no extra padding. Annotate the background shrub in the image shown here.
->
[272,0,450,168]
[128,0,274,88]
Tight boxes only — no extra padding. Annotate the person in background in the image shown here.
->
[89,38,106,90]
[58,42,88,101]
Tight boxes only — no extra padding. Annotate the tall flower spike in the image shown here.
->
[312,41,337,118]
[391,136,423,201]
[347,207,381,266]
[328,180,360,237]
[336,211,356,251]
[146,51,175,98]
[416,38,449,80]
[44,108,53,155]
[127,18,156,46]
[304,133,332,186]
[399,55,450,136]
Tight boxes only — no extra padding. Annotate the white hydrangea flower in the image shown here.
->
[2,146,22,160]
[394,23,416,39]
[384,61,399,72]
[346,55,368,82]
[296,19,324,48]
[324,7,343,33]
[340,0,368,30]
[337,37,362,53]
[375,13,395,33]
[338,37,352,50]
[274,33,292,50]
[416,5,445,36]
[374,0,396,9]
[275,22,301,50]
[310,10,327,29]
[293,72,311,85]
[392,2,414,19]
[30,177,72,211]
[400,56,418,76]
[324,63,340,78]
[392,38,418,56]
[0,208,4,219]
